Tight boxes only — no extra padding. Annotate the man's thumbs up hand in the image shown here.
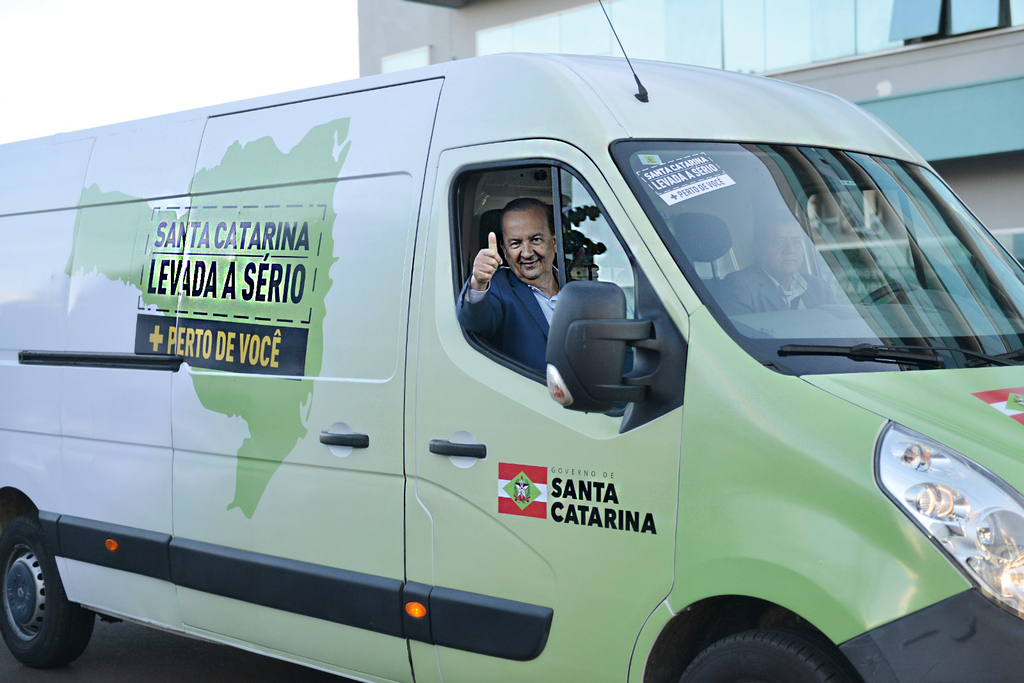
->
[470,231,503,291]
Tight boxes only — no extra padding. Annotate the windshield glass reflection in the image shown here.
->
[614,141,1024,374]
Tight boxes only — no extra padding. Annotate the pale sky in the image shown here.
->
[0,0,360,144]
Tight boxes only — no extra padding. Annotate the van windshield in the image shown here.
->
[613,141,1024,374]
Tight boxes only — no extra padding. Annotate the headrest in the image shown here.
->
[478,209,503,251]
[671,212,732,263]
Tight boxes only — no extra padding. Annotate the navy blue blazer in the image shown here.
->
[456,269,549,371]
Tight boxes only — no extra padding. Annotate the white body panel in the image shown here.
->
[168,80,440,677]
[82,117,207,199]
[0,137,94,214]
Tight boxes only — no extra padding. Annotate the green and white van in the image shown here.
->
[2,53,1023,683]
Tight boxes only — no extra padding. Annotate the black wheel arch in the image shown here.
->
[642,595,861,683]
[0,488,38,535]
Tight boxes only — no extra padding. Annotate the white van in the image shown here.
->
[5,54,1024,683]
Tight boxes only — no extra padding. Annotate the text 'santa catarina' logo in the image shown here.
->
[498,463,547,519]
[973,387,1024,426]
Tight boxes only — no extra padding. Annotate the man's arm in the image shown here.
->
[457,232,505,336]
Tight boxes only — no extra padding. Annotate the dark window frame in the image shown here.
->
[448,157,638,383]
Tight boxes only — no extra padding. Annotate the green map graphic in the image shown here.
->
[68,118,350,518]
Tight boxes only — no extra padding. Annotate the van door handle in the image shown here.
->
[320,431,369,448]
[428,439,486,458]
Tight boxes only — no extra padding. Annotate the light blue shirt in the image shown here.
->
[763,270,809,309]
[528,285,558,325]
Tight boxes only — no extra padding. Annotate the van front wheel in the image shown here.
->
[680,629,859,683]
[0,514,95,668]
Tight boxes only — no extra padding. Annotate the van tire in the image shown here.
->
[679,629,859,683]
[0,514,95,668]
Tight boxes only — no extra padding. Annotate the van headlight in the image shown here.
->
[877,423,1024,617]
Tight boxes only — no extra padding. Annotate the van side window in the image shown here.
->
[453,163,636,375]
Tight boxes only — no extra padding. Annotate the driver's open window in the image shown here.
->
[452,162,636,375]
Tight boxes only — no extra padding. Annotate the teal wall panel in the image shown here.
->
[858,76,1024,161]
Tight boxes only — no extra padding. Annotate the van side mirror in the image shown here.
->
[545,281,653,413]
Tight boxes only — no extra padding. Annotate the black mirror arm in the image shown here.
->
[573,318,658,402]
[622,326,662,398]
[575,319,652,342]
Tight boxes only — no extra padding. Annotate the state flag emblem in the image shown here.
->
[498,463,547,519]
[972,387,1024,426]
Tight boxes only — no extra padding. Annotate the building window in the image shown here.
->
[948,0,1002,34]
[857,0,902,54]
[889,0,943,41]
[890,0,1010,43]
[475,0,1010,75]
[381,46,431,74]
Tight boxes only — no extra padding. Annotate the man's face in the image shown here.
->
[501,207,555,284]
[758,220,805,282]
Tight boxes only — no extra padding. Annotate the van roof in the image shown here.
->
[7,54,920,164]
[433,54,922,164]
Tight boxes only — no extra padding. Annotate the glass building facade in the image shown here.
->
[362,0,1024,264]
[477,0,1024,74]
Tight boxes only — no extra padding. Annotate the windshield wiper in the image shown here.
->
[779,343,1024,368]
[777,344,943,368]
[963,347,1024,368]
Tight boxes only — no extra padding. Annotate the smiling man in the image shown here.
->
[457,197,560,371]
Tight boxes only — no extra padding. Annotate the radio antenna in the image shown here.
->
[599,0,649,103]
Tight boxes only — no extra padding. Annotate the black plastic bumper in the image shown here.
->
[841,589,1024,682]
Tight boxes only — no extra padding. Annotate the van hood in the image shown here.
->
[805,366,1024,464]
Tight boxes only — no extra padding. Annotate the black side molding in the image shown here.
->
[429,586,553,661]
[19,351,183,372]
[169,538,405,637]
[399,582,553,661]
[57,515,172,582]
[401,581,433,643]
[38,511,61,557]
[41,512,554,661]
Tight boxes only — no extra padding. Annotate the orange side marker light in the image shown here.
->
[105,539,119,552]
[405,601,427,619]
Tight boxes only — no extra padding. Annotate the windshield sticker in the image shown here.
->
[637,154,663,165]
[636,153,735,206]
[973,387,1024,426]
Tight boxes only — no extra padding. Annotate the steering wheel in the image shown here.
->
[860,280,910,305]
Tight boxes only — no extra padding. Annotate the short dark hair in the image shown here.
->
[499,197,554,243]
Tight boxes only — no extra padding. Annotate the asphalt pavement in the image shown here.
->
[0,617,356,682]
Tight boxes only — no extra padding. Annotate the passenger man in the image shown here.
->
[719,211,834,314]
[457,197,559,371]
